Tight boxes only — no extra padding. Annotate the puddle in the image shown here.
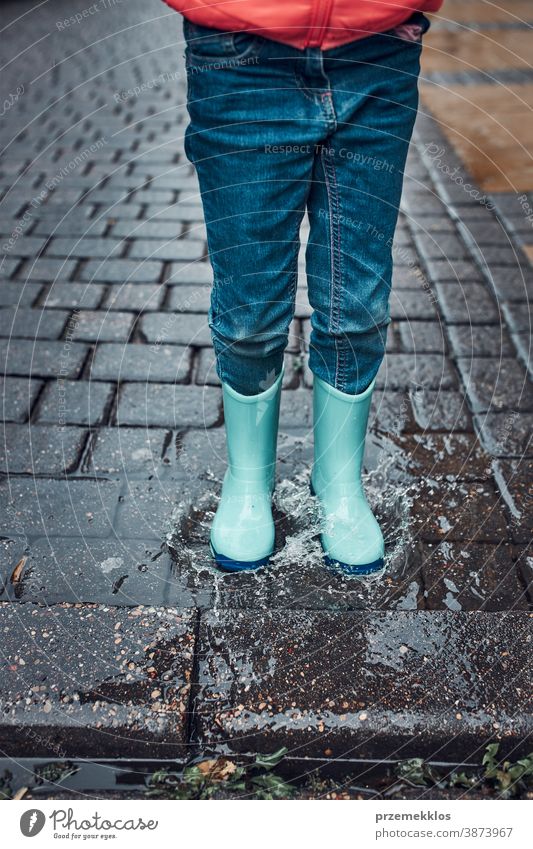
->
[166,430,421,612]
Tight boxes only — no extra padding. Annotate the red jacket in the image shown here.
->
[164,1,442,50]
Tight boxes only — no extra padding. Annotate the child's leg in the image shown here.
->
[307,26,425,574]
[305,28,424,393]
[183,25,318,395]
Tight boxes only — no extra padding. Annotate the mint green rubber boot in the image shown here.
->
[210,371,283,572]
[311,376,385,576]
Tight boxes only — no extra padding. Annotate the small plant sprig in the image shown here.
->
[391,745,533,799]
[146,747,294,800]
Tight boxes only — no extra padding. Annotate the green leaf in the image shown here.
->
[251,773,295,799]
[395,758,428,786]
[482,743,500,776]
[252,747,289,771]
[448,770,475,788]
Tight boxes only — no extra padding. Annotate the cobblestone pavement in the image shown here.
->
[0,0,531,774]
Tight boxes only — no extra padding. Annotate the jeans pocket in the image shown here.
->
[183,18,261,66]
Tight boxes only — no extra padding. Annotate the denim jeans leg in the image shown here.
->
[305,31,423,394]
[183,31,320,395]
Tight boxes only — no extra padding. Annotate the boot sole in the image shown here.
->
[209,542,270,573]
[310,482,385,577]
[324,554,385,577]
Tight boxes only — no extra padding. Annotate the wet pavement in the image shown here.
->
[0,0,532,771]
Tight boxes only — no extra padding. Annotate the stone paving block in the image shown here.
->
[1,376,42,423]
[167,262,213,285]
[115,480,180,540]
[0,424,87,475]
[33,217,107,238]
[377,353,456,391]
[447,324,514,357]
[7,236,47,258]
[408,216,458,235]
[435,282,500,324]
[0,339,88,378]
[195,609,533,760]
[0,478,120,538]
[456,357,533,413]
[516,549,533,607]
[42,282,106,310]
[104,283,165,311]
[294,292,312,318]
[20,258,77,281]
[167,543,272,611]
[280,388,312,430]
[36,379,114,426]
[0,537,194,607]
[410,480,509,544]
[0,307,69,340]
[369,390,417,434]
[267,536,424,612]
[116,384,221,428]
[72,310,134,342]
[182,221,207,241]
[401,192,448,218]
[425,258,484,284]
[513,334,533,380]
[111,220,182,240]
[148,204,203,222]
[88,427,172,474]
[488,269,533,303]
[394,433,491,480]
[0,257,22,277]
[410,388,473,432]
[0,536,27,583]
[102,203,143,220]
[194,348,220,386]
[0,602,195,757]
[492,458,533,544]
[391,265,427,289]
[140,312,212,346]
[46,238,125,259]
[421,542,528,611]
[282,354,303,389]
[397,320,446,353]
[133,190,176,205]
[457,218,511,246]
[128,239,204,262]
[501,301,532,334]
[390,289,438,320]
[166,285,211,313]
[413,231,469,261]
[475,412,533,458]
[91,342,190,383]
[80,259,164,284]
[0,283,42,307]
[473,247,525,267]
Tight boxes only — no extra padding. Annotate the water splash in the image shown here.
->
[165,429,420,611]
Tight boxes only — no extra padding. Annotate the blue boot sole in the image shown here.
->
[310,481,385,577]
[209,542,270,573]
[324,554,385,577]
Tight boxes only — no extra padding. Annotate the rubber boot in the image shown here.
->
[210,370,283,572]
[311,376,384,576]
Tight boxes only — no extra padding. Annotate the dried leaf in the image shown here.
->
[13,786,28,800]
[197,758,237,781]
[11,556,27,584]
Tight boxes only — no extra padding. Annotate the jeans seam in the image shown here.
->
[293,71,320,104]
[321,147,345,390]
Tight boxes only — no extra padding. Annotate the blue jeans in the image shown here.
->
[183,14,429,395]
